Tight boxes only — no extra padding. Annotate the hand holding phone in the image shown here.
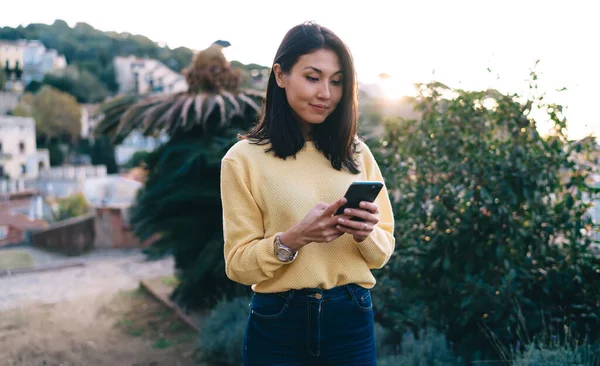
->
[335,181,383,222]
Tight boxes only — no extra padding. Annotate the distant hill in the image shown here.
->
[0,20,268,94]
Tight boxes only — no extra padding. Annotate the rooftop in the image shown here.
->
[0,198,48,231]
[0,116,36,127]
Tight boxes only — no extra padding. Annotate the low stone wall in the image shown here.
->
[0,225,25,247]
[27,206,156,255]
[30,212,95,256]
[38,165,107,180]
[94,206,153,249]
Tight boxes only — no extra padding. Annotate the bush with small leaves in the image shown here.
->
[371,71,600,361]
[377,327,463,366]
[198,296,250,366]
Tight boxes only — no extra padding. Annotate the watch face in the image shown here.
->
[276,247,292,261]
[274,235,295,262]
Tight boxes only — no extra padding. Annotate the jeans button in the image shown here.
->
[315,293,322,300]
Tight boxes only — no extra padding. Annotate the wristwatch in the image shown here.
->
[274,234,298,263]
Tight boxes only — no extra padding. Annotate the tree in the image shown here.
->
[371,75,600,361]
[123,150,151,169]
[13,86,81,144]
[0,20,194,93]
[42,66,110,104]
[0,68,6,90]
[24,80,43,93]
[1,21,270,96]
[95,41,263,309]
[90,136,118,174]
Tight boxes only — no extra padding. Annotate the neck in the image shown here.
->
[293,112,313,141]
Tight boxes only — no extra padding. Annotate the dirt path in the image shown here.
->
[0,288,198,366]
[0,252,200,365]
[0,251,173,311]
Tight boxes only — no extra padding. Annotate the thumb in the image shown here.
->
[323,197,347,217]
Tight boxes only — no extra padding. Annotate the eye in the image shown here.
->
[331,79,343,86]
[306,76,319,82]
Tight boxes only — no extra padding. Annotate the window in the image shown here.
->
[0,141,3,153]
[0,165,4,177]
[21,164,26,175]
[133,72,139,93]
[0,225,7,240]
[19,141,25,154]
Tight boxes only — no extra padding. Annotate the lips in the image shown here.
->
[309,104,329,113]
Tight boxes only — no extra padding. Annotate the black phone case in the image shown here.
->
[335,182,383,221]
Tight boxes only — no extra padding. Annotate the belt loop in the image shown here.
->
[286,289,295,304]
[344,284,354,299]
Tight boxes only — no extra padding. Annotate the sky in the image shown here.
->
[1,0,598,140]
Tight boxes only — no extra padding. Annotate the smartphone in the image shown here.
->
[335,181,384,221]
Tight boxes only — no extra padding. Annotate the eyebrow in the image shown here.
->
[304,66,343,75]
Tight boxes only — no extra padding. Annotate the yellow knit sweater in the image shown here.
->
[220,139,395,293]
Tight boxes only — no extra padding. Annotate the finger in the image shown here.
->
[315,202,329,210]
[340,208,378,224]
[336,224,370,237]
[359,201,379,214]
[336,216,366,230]
[337,216,375,232]
[323,197,347,216]
[324,213,352,229]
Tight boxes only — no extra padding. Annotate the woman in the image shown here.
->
[220,22,395,366]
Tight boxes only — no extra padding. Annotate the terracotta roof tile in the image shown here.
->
[0,199,48,230]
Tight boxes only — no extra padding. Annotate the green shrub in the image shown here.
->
[371,72,600,361]
[198,296,250,366]
[513,346,595,366]
[55,193,90,221]
[375,321,392,357]
[505,322,600,365]
[377,327,463,366]
[120,95,263,310]
[512,340,600,366]
[377,354,404,366]
[123,150,151,168]
[130,135,252,308]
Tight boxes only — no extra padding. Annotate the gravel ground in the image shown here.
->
[0,247,174,311]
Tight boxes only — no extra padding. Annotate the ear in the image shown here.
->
[272,63,286,88]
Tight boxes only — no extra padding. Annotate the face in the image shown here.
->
[274,48,344,133]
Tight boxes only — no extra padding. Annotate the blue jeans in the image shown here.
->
[243,284,377,366]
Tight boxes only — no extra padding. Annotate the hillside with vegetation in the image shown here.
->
[0,20,269,99]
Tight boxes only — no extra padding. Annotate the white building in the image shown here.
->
[0,116,50,179]
[115,130,168,165]
[0,40,26,92]
[0,40,25,69]
[112,56,181,165]
[113,55,187,95]
[22,40,67,85]
[0,91,21,115]
[80,104,102,139]
[0,39,66,89]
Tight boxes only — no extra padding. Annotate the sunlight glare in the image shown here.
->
[377,74,418,100]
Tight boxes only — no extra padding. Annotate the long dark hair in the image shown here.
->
[243,22,360,174]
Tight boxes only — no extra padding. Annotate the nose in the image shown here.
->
[317,82,331,100]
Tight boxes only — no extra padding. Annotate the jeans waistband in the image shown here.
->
[259,284,366,302]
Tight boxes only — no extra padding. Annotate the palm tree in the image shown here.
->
[95,41,263,142]
[95,41,264,309]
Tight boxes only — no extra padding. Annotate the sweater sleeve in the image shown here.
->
[354,145,396,269]
[220,156,289,286]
